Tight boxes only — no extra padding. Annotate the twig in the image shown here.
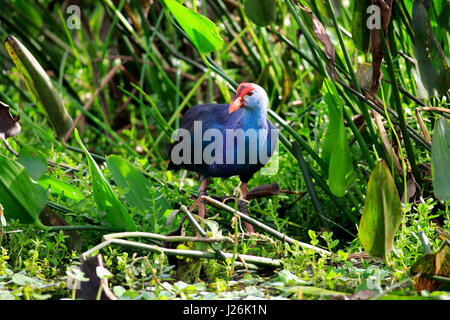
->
[104,231,233,244]
[202,195,331,256]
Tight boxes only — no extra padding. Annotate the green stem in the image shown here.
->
[379,29,421,185]
[292,142,330,231]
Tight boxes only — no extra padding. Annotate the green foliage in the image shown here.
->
[74,129,136,231]
[0,155,47,225]
[359,160,402,261]
[162,0,223,55]
[244,0,277,27]
[411,0,450,98]
[37,175,83,202]
[321,80,354,197]
[431,118,450,201]
[106,155,170,233]
[351,0,371,53]
[4,35,73,138]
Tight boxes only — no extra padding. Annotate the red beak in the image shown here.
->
[228,83,255,114]
[228,97,245,114]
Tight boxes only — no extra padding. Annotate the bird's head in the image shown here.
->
[228,83,268,114]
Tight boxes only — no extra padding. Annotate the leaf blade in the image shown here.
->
[74,129,136,231]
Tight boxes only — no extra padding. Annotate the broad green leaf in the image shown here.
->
[322,80,354,197]
[17,143,47,180]
[359,160,402,261]
[351,0,371,53]
[431,118,450,201]
[37,175,83,202]
[106,155,170,233]
[162,0,223,55]
[411,0,449,97]
[0,155,47,225]
[74,129,136,231]
[4,35,73,138]
[244,0,277,27]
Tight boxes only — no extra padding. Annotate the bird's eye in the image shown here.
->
[247,91,254,96]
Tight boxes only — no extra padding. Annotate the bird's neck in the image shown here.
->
[242,105,268,130]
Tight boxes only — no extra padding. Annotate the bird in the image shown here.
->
[168,83,278,232]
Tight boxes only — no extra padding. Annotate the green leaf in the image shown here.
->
[0,155,47,225]
[162,0,223,55]
[106,155,169,233]
[37,175,83,202]
[244,0,277,27]
[17,143,47,181]
[322,80,354,197]
[411,0,450,97]
[4,35,73,138]
[358,159,402,261]
[351,0,371,53]
[431,118,450,201]
[74,129,136,231]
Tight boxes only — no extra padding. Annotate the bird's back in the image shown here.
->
[168,104,277,181]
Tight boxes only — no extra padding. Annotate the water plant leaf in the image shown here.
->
[351,0,371,54]
[4,35,73,138]
[106,155,170,233]
[37,175,83,202]
[162,0,223,55]
[74,129,136,231]
[17,143,47,181]
[411,240,450,293]
[0,101,21,140]
[358,159,402,261]
[411,0,450,98]
[322,80,354,197]
[431,118,450,201]
[0,155,47,225]
[244,0,277,27]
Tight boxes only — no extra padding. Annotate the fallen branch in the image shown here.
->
[81,237,281,269]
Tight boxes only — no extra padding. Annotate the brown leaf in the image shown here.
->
[370,0,393,93]
[298,5,336,76]
[0,101,21,140]
[411,240,450,293]
[401,172,421,203]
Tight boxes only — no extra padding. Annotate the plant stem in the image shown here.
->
[379,29,422,185]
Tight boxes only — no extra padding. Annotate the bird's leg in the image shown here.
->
[238,182,255,233]
[197,177,209,219]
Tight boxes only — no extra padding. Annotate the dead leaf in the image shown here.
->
[411,240,450,293]
[370,0,393,93]
[298,5,336,77]
[0,101,21,140]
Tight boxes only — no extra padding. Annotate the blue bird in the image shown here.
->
[168,83,278,232]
